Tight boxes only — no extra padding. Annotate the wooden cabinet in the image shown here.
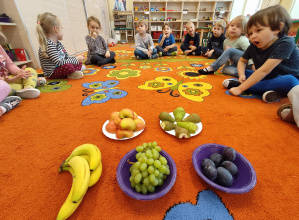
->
[132,0,234,42]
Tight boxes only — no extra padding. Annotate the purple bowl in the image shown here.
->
[192,143,256,194]
[117,149,177,200]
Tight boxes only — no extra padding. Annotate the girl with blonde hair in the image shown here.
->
[36,12,84,79]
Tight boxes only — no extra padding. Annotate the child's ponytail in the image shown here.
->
[36,12,59,58]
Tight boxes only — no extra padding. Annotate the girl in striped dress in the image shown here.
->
[36,12,84,79]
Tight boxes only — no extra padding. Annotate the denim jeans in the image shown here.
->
[211,48,244,77]
[156,46,177,56]
[134,48,157,59]
[244,70,299,95]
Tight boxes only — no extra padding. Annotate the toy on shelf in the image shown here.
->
[139,7,143,12]
[205,16,212,20]
[151,8,155,12]
[162,7,165,11]
[167,17,171,21]
[144,6,148,11]
[152,17,157,21]
[135,17,138,21]
[134,7,138,11]
[156,6,159,11]
[145,17,148,21]
[160,16,165,21]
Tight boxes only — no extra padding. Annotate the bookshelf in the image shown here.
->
[113,11,134,43]
[0,22,32,66]
[132,0,234,41]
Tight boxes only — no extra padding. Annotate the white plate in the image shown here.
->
[102,116,145,140]
[160,112,203,137]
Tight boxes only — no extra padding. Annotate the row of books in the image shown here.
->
[2,44,31,62]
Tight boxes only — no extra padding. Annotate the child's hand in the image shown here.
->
[17,66,32,79]
[105,51,110,58]
[225,45,232,50]
[163,46,169,52]
[239,75,246,83]
[229,87,242,96]
[162,34,167,40]
[76,55,85,63]
[190,46,196,51]
[147,50,152,57]
[90,30,98,39]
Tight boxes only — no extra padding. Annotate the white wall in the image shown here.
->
[290,0,299,18]
[230,0,246,20]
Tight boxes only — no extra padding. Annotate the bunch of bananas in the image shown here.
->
[56,144,102,220]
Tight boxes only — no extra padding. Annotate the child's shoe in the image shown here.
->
[198,68,214,75]
[262,91,282,103]
[151,54,159,59]
[67,71,83,79]
[158,52,163,57]
[110,58,116,64]
[192,52,196,55]
[277,103,295,123]
[222,79,241,89]
[16,88,40,99]
[0,96,21,113]
[36,77,47,87]
[171,51,178,56]
[136,56,142,60]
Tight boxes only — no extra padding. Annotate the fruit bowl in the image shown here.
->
[192,143,256,194]
[117,149,177,200]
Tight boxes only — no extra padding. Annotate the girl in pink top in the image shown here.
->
[0,30,46,99]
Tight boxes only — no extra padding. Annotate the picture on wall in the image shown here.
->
[114,0,126,11]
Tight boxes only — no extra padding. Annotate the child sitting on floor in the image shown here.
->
[180,22,202,56]
[201,19,226,59]
[223,5,299,110]
[0,29,45,99]
[198,15,253,76]
[134,19,158,60]
[36,12,85,79]
[0,80,21,116]
[85,16,116,66]
[156,22,177,57]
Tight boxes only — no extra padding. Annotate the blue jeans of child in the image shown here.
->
[244,70,299,95]
[134,48,158,59]
[211,48,244,77]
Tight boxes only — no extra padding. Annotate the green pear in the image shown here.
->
[159,112,175,123]
[175,126,190,138]
[173,107,185,122]
[160,121,175,131]
[176,122,198,134]
[182,113,201,123]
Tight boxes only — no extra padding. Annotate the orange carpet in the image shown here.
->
[0,44,298,220]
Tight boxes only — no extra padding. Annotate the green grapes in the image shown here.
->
[129,141,170,194]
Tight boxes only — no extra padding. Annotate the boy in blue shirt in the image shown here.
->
[156,22,177,56]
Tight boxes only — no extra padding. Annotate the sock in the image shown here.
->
[0,106,7,114]
[281,109,291,119]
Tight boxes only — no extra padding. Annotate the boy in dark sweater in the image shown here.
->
[180,22,202,55]
[202,20,226,59]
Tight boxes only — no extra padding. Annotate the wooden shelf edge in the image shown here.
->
[14,60,32,66]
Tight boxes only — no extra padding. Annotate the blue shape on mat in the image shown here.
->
[81,80,128,106]
[164,190,233,220]
[224,78,262,100]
